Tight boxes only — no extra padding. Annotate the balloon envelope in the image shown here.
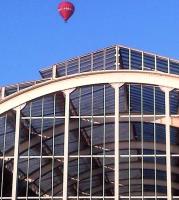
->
[58,1,75,22]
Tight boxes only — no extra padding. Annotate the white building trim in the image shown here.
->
[0,70,179,115]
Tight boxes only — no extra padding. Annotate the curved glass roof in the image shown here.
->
[0,45,179,199]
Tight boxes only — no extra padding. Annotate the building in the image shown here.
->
[0,45,179,200]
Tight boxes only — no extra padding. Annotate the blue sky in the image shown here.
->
[0,0,179,86]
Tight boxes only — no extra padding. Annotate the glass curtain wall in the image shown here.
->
[0,83,179,199]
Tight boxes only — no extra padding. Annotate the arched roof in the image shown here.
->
[1,70,179,115]
[1,45,179,198]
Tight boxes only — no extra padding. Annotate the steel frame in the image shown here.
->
[1,70,179,115]
[1,58,179,199]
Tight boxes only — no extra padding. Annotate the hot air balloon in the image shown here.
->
[58,1,75,22]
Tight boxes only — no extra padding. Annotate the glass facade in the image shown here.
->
[0,45,179,199]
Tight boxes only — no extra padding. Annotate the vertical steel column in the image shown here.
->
[12,106,21,200]
[154,55,157,71]
[115,45,119,70]
[63,88,74,200]
[52,94,56,198]
[154,87,157,198]
[114,84,119,200]
[52,65,57,79]
[103,85,106,199]
[25,102,32,199]
[111,83,124,200]
[141,85,144,199]
[128,84,131,199]
[142,51,144,71]
[77,88,81,199]
[160,86,173,200]
[1,114,7,199]
[167,58,170,74]
[113,45,121,200]
[1,87,5,99]
[165,88,172,200]
[78,57,80,74]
